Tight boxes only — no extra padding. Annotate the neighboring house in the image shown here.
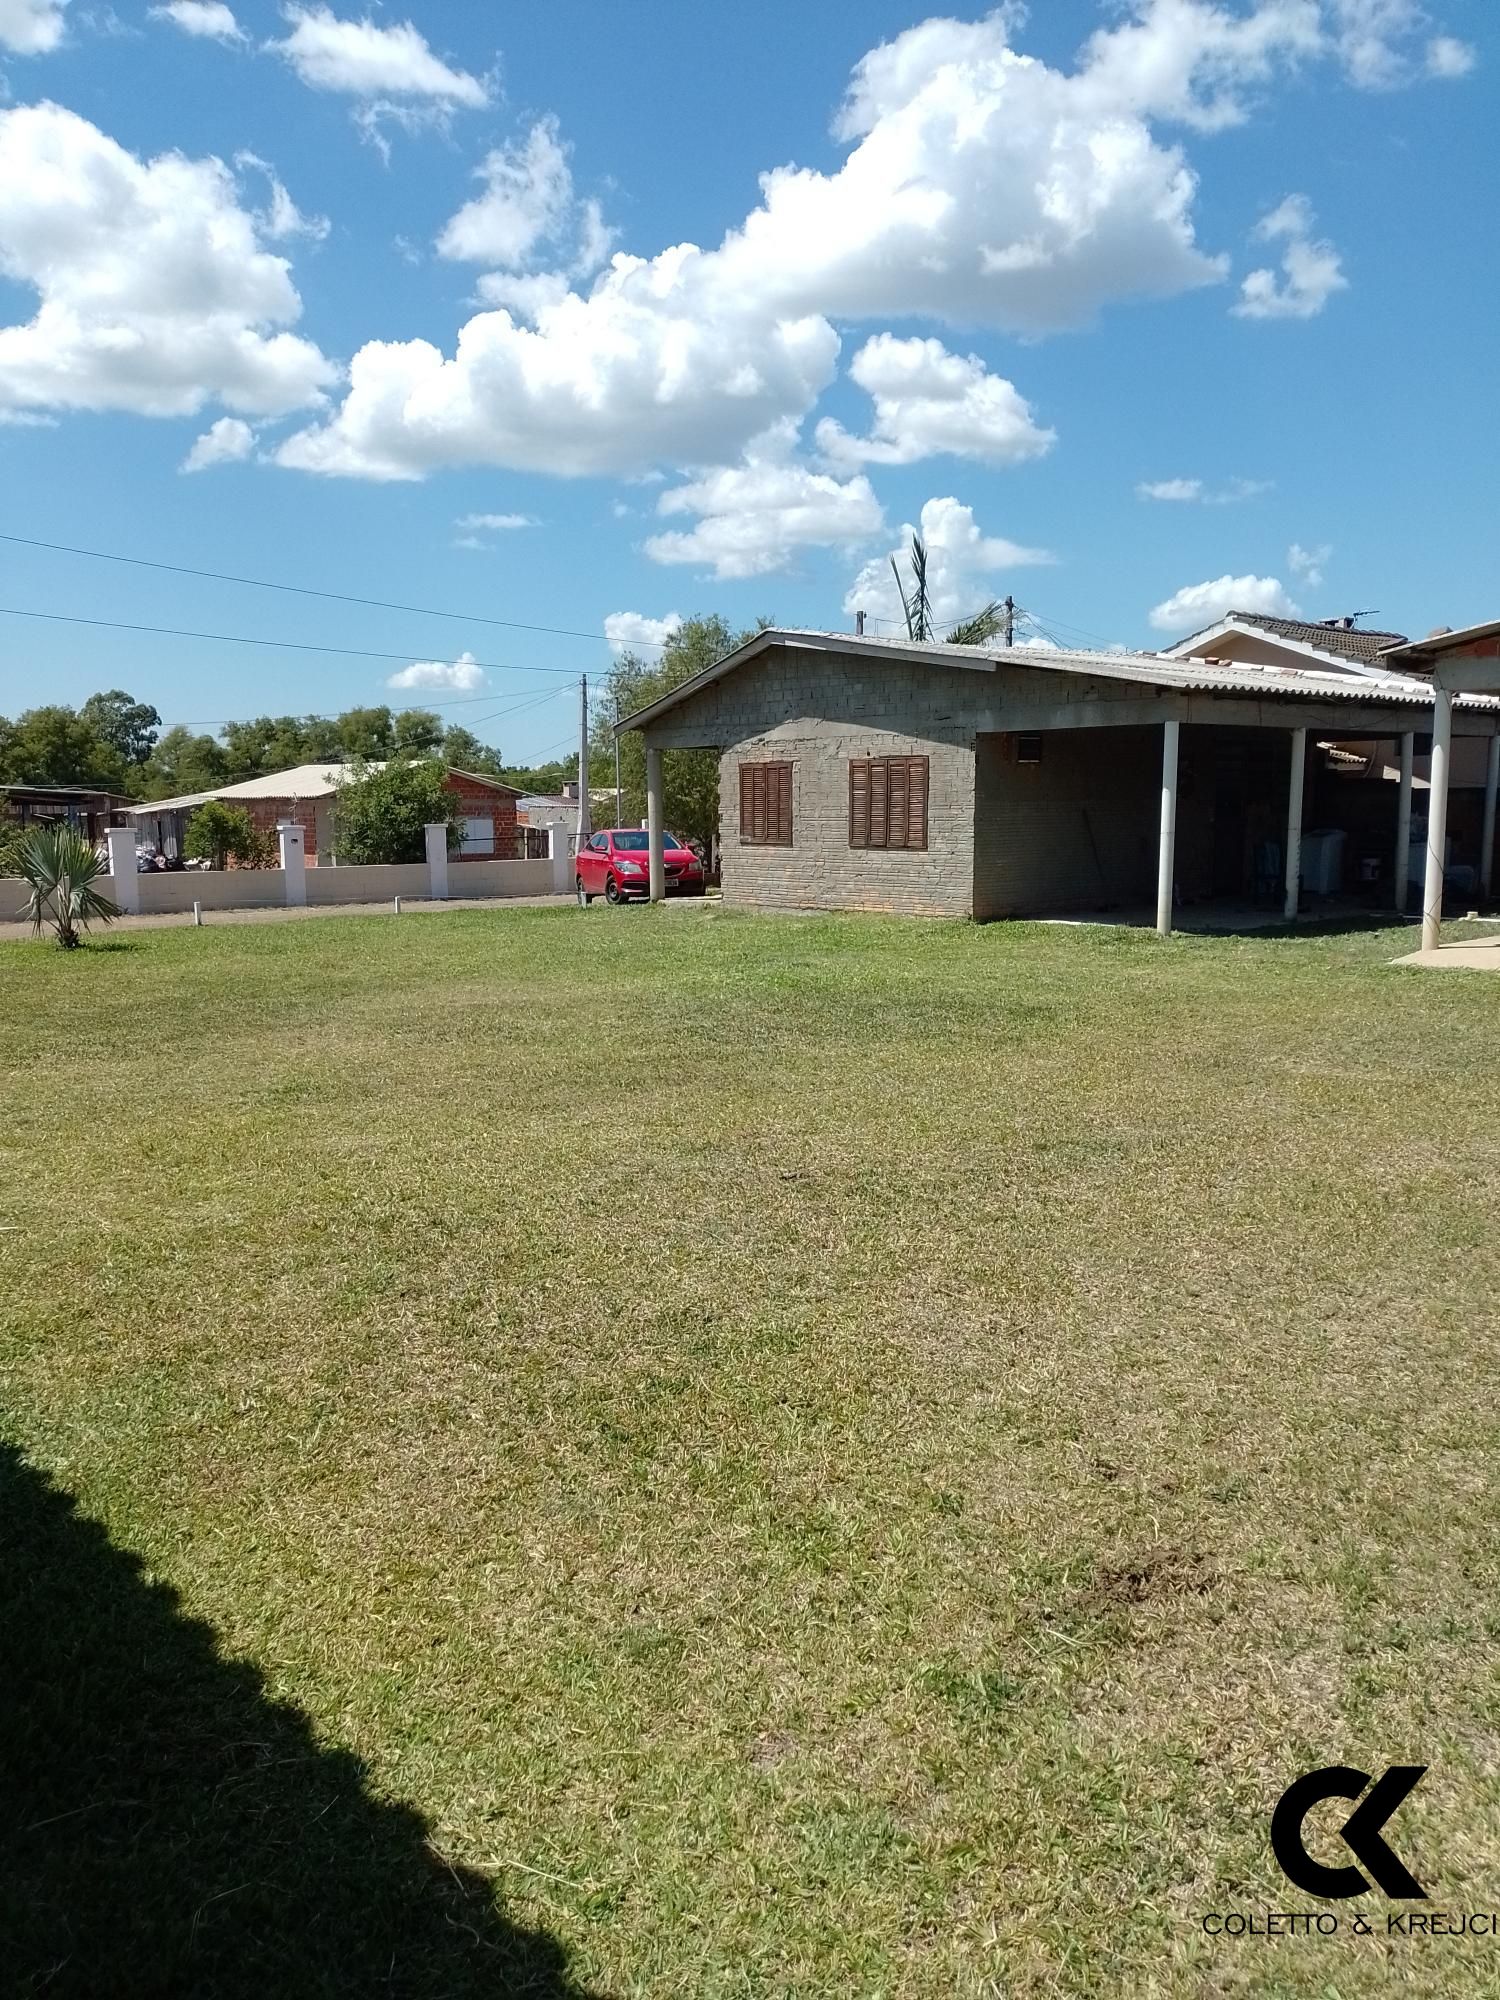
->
[1,783,135,844]
[128,762,520,865]
[617,626,1500,929]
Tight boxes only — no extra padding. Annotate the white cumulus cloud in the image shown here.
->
[1426,32,1475,77]
[844,495,1055,632]
[455,511,535,532]
[816,333,1054,470]
[1149,572,1300,631]
[278,2,1328,484]
[1288,539,1331,585]
[643,426,883,581]
[270,5,487,102]
[181,415,254,470]
[151,0,242,40]
[1327,0,1474,87]
[1233,193,1347,319]
[387,650,485,691]
[437,117,585,270]
[0,0,67,53]
[235,150,329,241]
[0,103,337,420]
[604,611,683,653]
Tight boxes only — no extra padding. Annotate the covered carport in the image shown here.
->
[961,651,1500,935]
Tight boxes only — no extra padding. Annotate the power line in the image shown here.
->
[0,602,583,677]
[0,532,669,650]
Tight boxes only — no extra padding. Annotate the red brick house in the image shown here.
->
[128,762,519,865]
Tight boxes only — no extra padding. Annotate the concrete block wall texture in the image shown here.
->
[644,645,981,917]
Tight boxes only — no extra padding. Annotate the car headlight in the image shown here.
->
[617,859,643,873]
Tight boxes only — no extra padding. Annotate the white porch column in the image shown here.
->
[278,821,307,907]
[1481,735,1499,904]
[1422,689,1454,952]
[1284,728,1307,922]
[646,746,665,904]
[1156,718,1179,937]
[1394,731,1415,915]
[424,821,449,901]
[105,824,140,914]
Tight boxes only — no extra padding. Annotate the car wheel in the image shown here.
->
[576,876,593,906]
[604,875,625,905]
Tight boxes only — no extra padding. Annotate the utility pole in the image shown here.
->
[613,692,622,828]
[1003,595,1015,646]
[576,674,592,848]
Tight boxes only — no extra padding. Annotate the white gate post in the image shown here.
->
[425,822,449,901]
[105,825,140,914]
[547,824,573,894]
[278,822,306,907]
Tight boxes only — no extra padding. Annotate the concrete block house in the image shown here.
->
[129,762,519,867]
[618,627,1500,931]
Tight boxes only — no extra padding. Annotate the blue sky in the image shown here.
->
[0,0,1492,765]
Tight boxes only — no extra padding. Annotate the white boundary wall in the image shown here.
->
[3,854,561,918]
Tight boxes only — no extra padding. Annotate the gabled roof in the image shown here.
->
[615,626,1495,735]
[1163,611,1408,672]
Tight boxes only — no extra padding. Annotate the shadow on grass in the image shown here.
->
[0,1442,604,1999]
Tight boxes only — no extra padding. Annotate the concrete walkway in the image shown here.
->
[1392,924,1500,971]
[0,892,573,943]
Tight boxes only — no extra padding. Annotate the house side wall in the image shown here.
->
[973,725,1162,917]
[650,648,979,915]
[444,777,518,860]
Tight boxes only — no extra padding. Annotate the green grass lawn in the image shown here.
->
[3,906,1499,1997]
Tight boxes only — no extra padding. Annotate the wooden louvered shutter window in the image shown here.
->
[773,763,792,846]
[848,755,929,850]
[848,758,870,848]
[739,760,793,845]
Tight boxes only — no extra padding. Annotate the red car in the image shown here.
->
[575,828,705,904]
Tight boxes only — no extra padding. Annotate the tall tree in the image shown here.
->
[78,690,161,767]
[0,706,128,790]
[442,724,504,776]
[392,708,444,755]
[336,707,396,760]
[142,726,230,799]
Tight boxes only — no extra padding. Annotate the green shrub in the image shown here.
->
[333,760,458,866]
[184,801,258,871]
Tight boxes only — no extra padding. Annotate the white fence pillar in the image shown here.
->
[425,822,449,901]
[278,821,306,907]
[1421,689,1454,953]
[1394,731,1414,915]
[1156,719,1179,937]
[105,824,140,914]
[1284,728,1307,922]
[547,825,574,894]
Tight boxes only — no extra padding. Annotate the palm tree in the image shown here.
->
[891,535,932,642]
[18,825,118,948]
[945,602,1005,647]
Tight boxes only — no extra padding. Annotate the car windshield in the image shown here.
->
[613,832,684,851]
